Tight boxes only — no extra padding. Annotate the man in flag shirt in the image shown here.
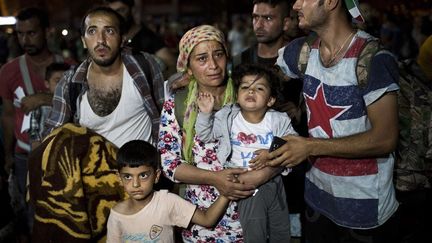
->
[266,0,400,242]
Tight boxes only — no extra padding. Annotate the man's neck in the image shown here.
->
[25,48,52,65]
[257,37,287,59]
[90,57,123,76]
[25,48,54,79]
[315,17,354,54]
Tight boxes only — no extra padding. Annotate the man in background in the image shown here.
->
[0,7,67,241]
[105,0,176,76]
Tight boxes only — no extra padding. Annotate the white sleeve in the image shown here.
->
[106,210,122,243]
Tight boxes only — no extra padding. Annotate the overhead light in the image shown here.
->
[0,16,16,26]
[61,29,69,36]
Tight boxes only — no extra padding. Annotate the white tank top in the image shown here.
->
[79,64,153,147]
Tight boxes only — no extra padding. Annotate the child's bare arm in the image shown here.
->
[249,149,269,170]
[196,92,215,114]
[190,195,230,227]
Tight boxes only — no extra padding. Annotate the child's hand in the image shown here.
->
[248,149,269,170]
[197,92,215,113]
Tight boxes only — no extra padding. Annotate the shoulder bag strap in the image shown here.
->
[19,55,35,95]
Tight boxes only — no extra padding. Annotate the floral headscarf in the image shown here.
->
[176,25,228,73]
[176,25,234,163]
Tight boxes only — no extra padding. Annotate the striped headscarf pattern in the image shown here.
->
[176,25,228,73]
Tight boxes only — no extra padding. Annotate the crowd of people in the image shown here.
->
[0,0,431,242]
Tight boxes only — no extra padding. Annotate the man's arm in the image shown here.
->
[1,99,15,173]
[268,92,399,167]
[191,195,230,227]
[20,92,53,114]
[237,166,284,188]
[173,164,255,200]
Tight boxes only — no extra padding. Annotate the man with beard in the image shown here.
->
[105,0,176,76]
[232,0,293,67]
[272,0,400,242]
[0,7,67,240]
[44,7,164,147]
[25,8,163,241]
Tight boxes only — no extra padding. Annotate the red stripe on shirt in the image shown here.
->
[311,156,378,176]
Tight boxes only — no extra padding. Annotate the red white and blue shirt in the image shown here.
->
[276,30,399,229]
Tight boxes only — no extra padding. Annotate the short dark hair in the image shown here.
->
[231,63,281,100]
[116,140,160,170]
[80,6,126,36]
[45,63,71,80]
[16,7,49,29]
[104,0,134,8]
[252,0,291,18]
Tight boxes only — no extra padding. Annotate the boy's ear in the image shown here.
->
[44,80,50,89]
[154,169,161,184]
[117,171,123,185]
[267,96,276,107]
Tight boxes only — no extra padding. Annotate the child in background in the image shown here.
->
[195,64,297,242]
[106,140,230,243]
[29,62,70,149]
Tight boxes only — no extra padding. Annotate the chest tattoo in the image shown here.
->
[87,87,121,117]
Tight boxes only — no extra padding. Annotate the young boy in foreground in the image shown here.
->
[106,140,229,242]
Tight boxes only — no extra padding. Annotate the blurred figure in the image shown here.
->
[417,35,432,81]
[380,11,403,58]
[0,7,68,242]
[228,16,248,56]
[395,34,432,243]
[412,15,432,55]
[232,0,292,67]
[0,30,8,67]
[105,0,176,76]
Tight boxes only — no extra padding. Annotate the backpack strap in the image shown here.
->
[132,51,153,88]
[19,55,35,95]
[297,33,318,78]
[68,80,82,123]
[355,39,380,88]
[174,88,188,127]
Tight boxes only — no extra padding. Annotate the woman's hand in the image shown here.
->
[211,168,255,200]
[236,167,282,188]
